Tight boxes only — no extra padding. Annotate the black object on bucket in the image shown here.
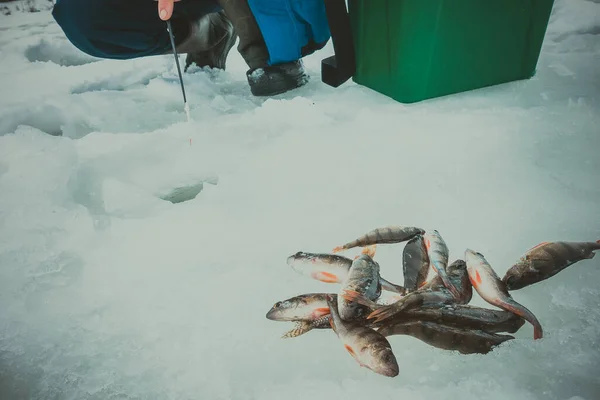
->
[321,0,356,88]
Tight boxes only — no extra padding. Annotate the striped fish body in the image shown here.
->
[402,235,430,291]
[503,241,600,290]
[266,293,334,321]
[465,249,543,340]
[287,252,352,283]
[423,230,461,299]
[336,225,425,251]
[338,254,382,321]
[377,304,525,334]
[327,296,399,377]
[378,321,514,355]
[446,259,473,304]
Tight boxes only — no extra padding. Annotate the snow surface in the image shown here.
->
[1,0,599,399]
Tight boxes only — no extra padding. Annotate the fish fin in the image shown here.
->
[367,291,425,322]
[341,289,381,309]
[361,245,377,258]
[423,236,431,250]
[281,321,313,339]
[344,344,357,358]
[312,307,331,318]
[417,280,430,289]
[500,299,544,340]
[527,241,550,252]
[472,270,483,286]
[367,304,399,323]
[311,271,340,283]
[332,246,345,253]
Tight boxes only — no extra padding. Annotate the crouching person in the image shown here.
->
[51,0,330,97]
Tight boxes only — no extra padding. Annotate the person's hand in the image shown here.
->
[158,0,181,21]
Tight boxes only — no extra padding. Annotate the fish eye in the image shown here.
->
[273,302,282,308]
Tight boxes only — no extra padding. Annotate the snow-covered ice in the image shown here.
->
[1,0,599,399]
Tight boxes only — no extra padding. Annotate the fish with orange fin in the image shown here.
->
[402,234,431,292]
[359,259,472,324]
[357,244,377,259]
[423,230,462,300]
[332,225,425,253]
[286,252,352,283]
[417,259,473,304]
[364,290,456,324]
[266,293,335,338]
[342,290,525,334]
[287,250,405,295]
[465,249,544,340]
[377,321,515,355]
[338,253,382,321]
[503,240,600,290]
[326,295,399,377]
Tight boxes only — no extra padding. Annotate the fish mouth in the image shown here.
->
[265,308,278,320]
[447,259,467,274]
[266,308,287,321]
[373,348,399,377]
[464,249,483,267]
[502,274,522,291]
[377,364,399,378]
[464,249,477,258]
[286,253,301,265]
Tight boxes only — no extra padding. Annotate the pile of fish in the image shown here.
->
[266,225,600,377]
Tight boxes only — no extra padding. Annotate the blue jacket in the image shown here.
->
[248,0,331,65]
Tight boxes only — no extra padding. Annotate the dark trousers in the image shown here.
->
[52,0,221,59]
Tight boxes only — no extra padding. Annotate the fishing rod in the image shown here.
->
[166,19,191,122]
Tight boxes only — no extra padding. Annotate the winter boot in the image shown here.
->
[246,60,309,96]
[217,0,309,96]
[176,10,238,71]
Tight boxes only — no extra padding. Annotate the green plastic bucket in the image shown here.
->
[322,0,555,103]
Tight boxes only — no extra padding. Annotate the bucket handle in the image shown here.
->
[321,0,356,87]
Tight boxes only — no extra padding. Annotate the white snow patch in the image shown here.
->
[1,0,599,399]
[25,37,100,66]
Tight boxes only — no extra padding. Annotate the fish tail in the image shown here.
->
[333,234,368,251]
[502,299,544,340]
[366,293,417,323]
[361,244,377,258]
[366,304,398,323]
[341,289,382,310]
